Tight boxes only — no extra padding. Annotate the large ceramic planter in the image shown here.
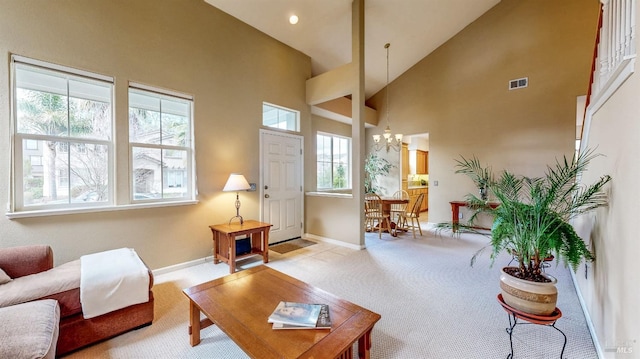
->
[499,267,558,316]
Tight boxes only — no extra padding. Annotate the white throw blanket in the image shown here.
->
[80,248,150,319]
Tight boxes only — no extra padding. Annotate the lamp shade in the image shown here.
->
[223,174,251,192]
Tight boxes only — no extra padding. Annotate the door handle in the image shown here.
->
[265,194,270,198]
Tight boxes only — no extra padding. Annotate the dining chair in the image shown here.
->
[400,193,424,238]
[364,193,391,238]
[390,190,410,231]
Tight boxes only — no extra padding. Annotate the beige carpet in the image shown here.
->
[64,227,597,358]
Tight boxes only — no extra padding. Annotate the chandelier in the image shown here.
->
[372,43,402,152]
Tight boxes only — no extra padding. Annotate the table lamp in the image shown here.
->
[223,173,251,225]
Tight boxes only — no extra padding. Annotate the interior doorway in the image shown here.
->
[402,133,430,213]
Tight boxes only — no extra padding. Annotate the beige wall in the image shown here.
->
[0,0,311,268]
[573,3,640,353]
[305,114,361,246]
[366,0,600,223]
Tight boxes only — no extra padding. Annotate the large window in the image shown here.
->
[129,85,194,202]
[12,56,113,211]
[316,132,351,190]
[9,56,197,217]
[263,103,299,132]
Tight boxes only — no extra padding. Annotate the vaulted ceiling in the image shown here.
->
[205,0,501,99]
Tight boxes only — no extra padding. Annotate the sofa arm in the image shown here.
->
[0,245,53,279]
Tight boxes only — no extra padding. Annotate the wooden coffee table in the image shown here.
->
[183,265,381,359]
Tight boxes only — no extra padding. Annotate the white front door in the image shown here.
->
[260,130,303,244]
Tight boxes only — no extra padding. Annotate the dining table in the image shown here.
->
[379,197,410,236]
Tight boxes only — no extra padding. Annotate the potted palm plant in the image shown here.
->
[438,150,611,315]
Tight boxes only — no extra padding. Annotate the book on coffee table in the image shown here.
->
[268,301,329,329]
[271,304,331,330]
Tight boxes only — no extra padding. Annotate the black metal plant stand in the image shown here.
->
[497,294,567,359]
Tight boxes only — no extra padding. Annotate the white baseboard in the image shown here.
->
[152,255,213,276]
[303,233,364,250]
[153,230,409,276]
[570,266,604,358]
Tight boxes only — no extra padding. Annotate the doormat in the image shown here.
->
[269,238,316,254]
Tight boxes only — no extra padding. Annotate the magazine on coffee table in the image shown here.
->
[268,301,326,328]
[272,304,331,330]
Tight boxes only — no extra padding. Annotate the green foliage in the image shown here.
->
[454,155,493,191]
[438,149,611,280]
[364,152,393,193]
[333,163,346,188]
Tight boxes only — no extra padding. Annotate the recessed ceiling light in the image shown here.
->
[289,15,299,25]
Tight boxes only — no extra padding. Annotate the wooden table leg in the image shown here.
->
[451,202,460,232]
[262,228,269,264]
[357,329,373,359]
[189,300,201,346]
[211,229,220,264]
[228,233,236,273]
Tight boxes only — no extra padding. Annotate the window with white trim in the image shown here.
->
[262,103,299,132]
[128,85,194,202]
[11,56,113,211]
[316,132,351,190]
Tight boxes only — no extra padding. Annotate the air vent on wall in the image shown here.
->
[509,77,528,90]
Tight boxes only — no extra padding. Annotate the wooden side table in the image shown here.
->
[497,294,566,358]
[209,220,272,273]
[450,200,500,232]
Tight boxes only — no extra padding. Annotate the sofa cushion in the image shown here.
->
[0,299,60,359]
[0,259,80,308]
[0,245,53,278]
[0,268,11,284]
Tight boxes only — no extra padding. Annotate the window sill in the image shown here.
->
[305,191,353,199]
[6,200,198,219]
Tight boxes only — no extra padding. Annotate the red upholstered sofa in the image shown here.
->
[0,245,154,357]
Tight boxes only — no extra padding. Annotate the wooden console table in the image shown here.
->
[450,200,500,232]
[209,220,272,273]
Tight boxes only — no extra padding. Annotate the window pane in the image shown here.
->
[129,91,191,146]
[317,162,332,189]
[132,147,161,198]
[316,135,331,162]
[263,103,299,132]
[23,140,68,206]
[16,88,68,136]
[69,143,109,203]
[69,79,112,140]
[316,133,351,190]
[162,149,187,198]
[129,107,161,144]
[161,112,188,146]
[22,139,46,206]
[333,162,347,189]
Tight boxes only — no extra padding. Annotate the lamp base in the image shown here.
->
[228,215,244,226]
[228,192,244,225]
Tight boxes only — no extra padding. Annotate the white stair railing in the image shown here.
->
[592,0,636,98]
